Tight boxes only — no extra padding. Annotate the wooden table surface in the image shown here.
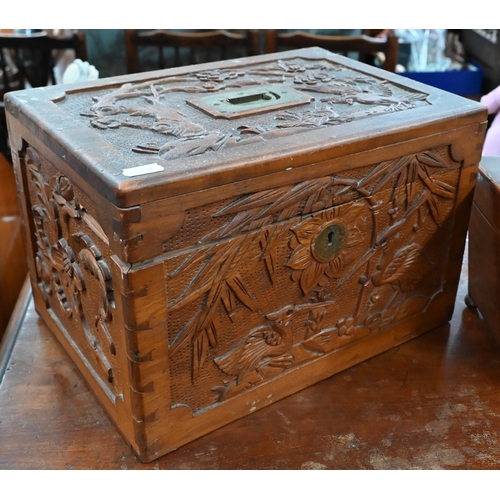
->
[1,252,500,470]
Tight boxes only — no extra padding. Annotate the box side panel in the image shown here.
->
[468,157,500,335]
[162,146,460,411]
[7,112,173,456]
[8,126,136,448]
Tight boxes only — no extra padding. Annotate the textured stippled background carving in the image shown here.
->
[23,147,122,403]
[57,57,430,163]
[164,146,460,413]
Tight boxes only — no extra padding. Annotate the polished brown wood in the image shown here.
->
[2,252,500,469]
[467,156,500,343]
[4,48,487,461]
[125,29,259,74]
[265,30,399,72]
[0,152,27,338]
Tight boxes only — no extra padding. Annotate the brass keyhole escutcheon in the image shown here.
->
[312,223,346,262]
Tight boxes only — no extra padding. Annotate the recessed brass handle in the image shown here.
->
[186,84,313,119]
[226,91,280,106]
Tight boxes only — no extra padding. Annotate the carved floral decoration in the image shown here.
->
[26,147,118,396]
[166,147,459,410]
[287,203,365,295]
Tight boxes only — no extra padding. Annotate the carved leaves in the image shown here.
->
[137,132,231,159]
[167,174,350,378]
[211,176,337,239]
[167,147,458,396]
[168,233,263,379]
[358,150,456,227]
[275,107,343,129]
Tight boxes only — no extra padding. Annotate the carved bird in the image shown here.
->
[371,243,427,293]
[214,301,332,387]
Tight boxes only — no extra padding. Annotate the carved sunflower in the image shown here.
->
[287,203,364,295]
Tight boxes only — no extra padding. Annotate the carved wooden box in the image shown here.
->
[5,48,487,462]
[467,157,500,343]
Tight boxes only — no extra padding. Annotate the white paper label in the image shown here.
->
[122,163,164,177]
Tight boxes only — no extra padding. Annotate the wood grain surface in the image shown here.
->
[2,48,489,465]
[467,157,500,348]
[6,60,487,460]
[0,152,27,337]
[1,250,500,470]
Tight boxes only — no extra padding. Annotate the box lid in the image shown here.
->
[5,47,487,208]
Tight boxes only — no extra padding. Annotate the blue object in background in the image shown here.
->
[399,63,484,97]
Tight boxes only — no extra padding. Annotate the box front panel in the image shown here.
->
[163,144,461,415]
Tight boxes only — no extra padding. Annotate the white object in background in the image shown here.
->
[62,59,99,84]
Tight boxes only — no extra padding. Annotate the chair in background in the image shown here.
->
[0,30,87,95]
[0,30,86,159]
[125,29,260,74]
[264,30,399,72]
